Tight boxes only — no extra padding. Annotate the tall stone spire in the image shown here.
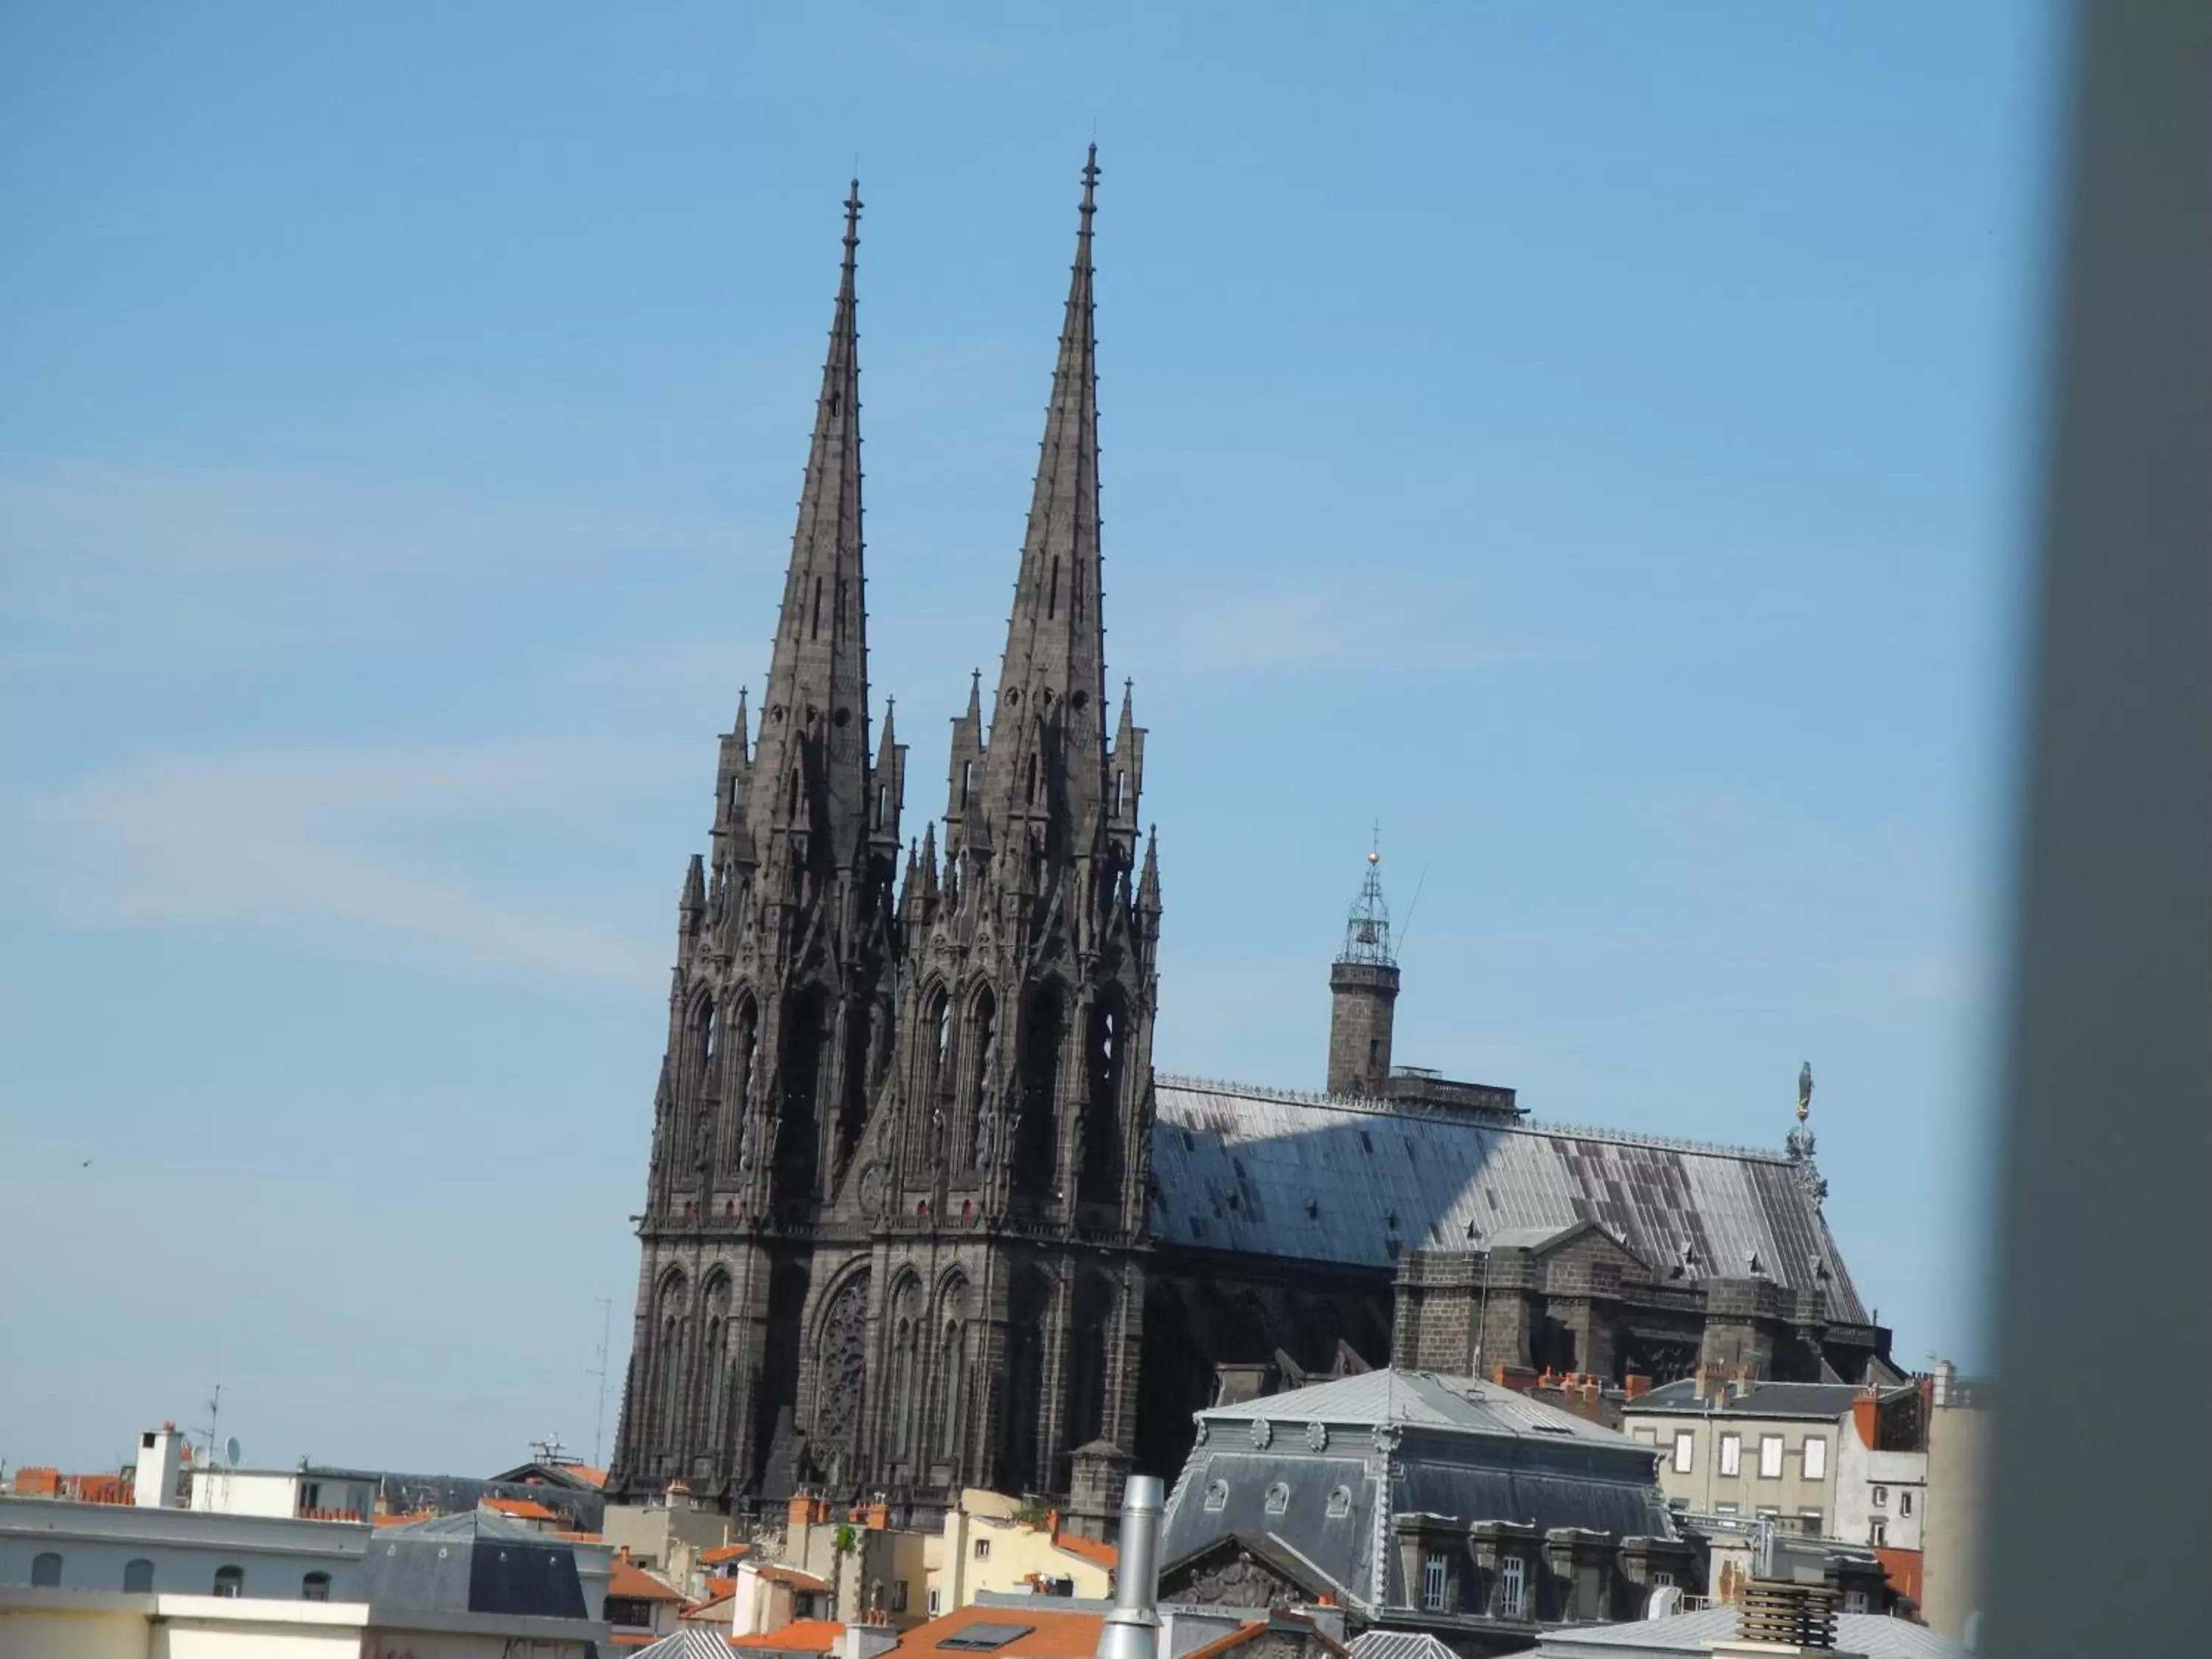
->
[752,181,872,870]
[981,147,1108,845]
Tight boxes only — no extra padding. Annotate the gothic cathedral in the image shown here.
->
[608,153,1161,1521]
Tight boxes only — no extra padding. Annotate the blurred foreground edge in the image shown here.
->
[1985,4,2212,1656]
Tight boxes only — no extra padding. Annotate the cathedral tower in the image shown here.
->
[609,181,907,1503]
[1326,847,1399,1096]
[610,156,1155,1517]
[891,146,1160,1509]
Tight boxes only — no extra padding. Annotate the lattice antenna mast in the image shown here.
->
[1340,836,1395,966]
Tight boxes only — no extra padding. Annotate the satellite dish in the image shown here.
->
[224,1436,241,1468]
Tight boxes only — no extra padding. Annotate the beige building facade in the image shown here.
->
[1621,1380,1863,1536]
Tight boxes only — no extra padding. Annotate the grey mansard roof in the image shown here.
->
[1161,1371,1677,1615]
[1149,1077,1865,1324]
[1200,1369,1631,1448]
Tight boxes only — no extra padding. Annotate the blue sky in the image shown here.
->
[1,2,2062,1477]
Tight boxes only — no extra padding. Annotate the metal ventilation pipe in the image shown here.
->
[1096,1475,1165,1659]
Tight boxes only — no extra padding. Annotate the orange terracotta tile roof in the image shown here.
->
[754,1563,832,1593]
[373,1509,439,1527]
[610,1557,687,1601]
[565,1463,608,1488]
[730,1617,846,1652]
[481,1495,560,1522]
[702,1543,753,1565]
[1051,1530,1118,1571]
[883,1605,1105,1659]
[554,1529,605,1543]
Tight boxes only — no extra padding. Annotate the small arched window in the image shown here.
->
[302,1571,331,1601]
[213,1565,245,1599]
[30,1551,62,1587]
[123,1558,155,1593]
[1326,1486,1353,1520]
[1203,1479,1229,1512]
[1264,1482,1291,1516]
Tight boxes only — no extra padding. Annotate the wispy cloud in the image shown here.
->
[24,743,672,989]
[0,454,738,670]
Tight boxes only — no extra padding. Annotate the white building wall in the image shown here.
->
[0,1604,152,1659]
[0,1497,368,1601]
[189,1473,302,1520]
[1832,1433,1927,1551]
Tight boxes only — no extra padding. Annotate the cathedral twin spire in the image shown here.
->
[739,151,1141,928]
[747,180,875,880]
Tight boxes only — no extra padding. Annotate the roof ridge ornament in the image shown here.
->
[1784,1060,1827,1204]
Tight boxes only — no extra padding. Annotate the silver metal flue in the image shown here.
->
[1096,1475,1165,1659]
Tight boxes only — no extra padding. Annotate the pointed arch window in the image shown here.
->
[731,997,760,1133]
[962,989,997,1169]
[928,1275,973,1472]
[960,761,975,810]
[888,1278,922,1462]
[1079,995,1125,1208]
[1011,984,1065,1206]
[775,987,830,1197]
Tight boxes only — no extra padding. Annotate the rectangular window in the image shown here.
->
[1801,1436,1828,1481]
[1869,1519,1888,1548]
[1497,1555,1526,1620]
[1719,1433,1742,1476]
[1900,1491,1915,1517]
[1798,1510,1823,1537]
[1843,1590,1871,1615]
[1716,1503,1739,1517]
[1759,1435,1784,1479]
[1650,1571,1674,1589]
[928,1589,942,1616]
[1672,1430,1694,1474]
[892,1582,909,1613]
[974,1540,990,1559]
[1419,1551,1451,1613]
[1873,1485,1888,1507]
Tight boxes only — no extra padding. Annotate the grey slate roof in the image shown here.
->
[1200,1370,1632,1448]
[1163,1370,1676,1616]
[361,1508,590,1621]
[1627,1379,1874,1419]
[1526,1607,1966,1658]
[1346,1632,1461,1659]
[636,1630,748,1659]
[1150,1076,1864,1323]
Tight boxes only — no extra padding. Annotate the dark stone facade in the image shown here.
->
[608,159,1159,1516]
[608,160,1893,1520]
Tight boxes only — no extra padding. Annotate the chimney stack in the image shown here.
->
[133,1424,184,1509]
[1095,1475,1164,1659]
